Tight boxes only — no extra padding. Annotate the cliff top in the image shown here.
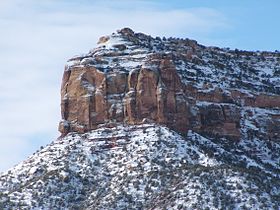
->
[66,28,280,94]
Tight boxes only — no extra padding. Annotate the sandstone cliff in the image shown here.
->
[59,28,280,141]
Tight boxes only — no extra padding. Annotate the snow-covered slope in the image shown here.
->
[0,124,279,209]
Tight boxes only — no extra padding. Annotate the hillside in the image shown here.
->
[1,124,279,209]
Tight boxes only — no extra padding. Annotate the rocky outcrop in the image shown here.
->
[60,55,189,134]
[194,103,241,139]
[59,28,280,141]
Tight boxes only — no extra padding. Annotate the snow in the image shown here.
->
[120,60,142,68]
[29,166,38,174]
[97,36,126,50]
[0,123,279,209]
[244,119,258,130]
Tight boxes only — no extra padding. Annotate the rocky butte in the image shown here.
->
[0,28,279,209]
[59,28,280,141]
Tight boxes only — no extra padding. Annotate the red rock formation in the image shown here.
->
[59,28,280,141]
[60,56,190,135]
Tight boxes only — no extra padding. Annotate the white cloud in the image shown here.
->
[0,137,30,171]
[0,0,230,172]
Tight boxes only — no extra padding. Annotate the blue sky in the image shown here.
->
[0,0,279,172]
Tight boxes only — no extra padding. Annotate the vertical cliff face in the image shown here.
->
[59,56,188,134]
[59,28,280,141]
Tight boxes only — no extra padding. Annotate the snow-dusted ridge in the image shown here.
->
[0,124,279,209]
[67,28,280,95]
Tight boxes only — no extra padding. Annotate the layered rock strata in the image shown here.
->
[60,56,188,134]
[59,28,280,141]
